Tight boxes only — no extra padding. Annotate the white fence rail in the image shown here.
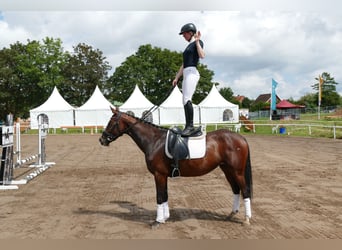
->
[211,122,342,140]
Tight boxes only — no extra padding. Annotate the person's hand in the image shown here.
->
[194,31,201,41]
[172,79,178,87]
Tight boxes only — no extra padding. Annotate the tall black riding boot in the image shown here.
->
[182,101,195,136]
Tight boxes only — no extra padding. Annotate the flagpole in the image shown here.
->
[318,87,320,120]
[318,75,323,120]
[271,79,278,121]
[270,86,272,121]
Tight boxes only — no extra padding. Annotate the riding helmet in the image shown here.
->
[179,23,197,35]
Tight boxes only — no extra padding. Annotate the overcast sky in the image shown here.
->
[1,0,341,100]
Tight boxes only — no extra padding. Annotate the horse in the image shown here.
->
[99,107,253,228]
[239,115,255,132]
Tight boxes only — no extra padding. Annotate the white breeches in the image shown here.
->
[182,67,200,105]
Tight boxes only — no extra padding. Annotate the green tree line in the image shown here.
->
[1,37,341,120]
[0,37,112,119]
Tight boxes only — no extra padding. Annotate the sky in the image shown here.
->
[1,0,341,100]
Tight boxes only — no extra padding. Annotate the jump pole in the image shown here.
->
[17,113,55,185]
[0,113,55,189]
[14,122,38,168]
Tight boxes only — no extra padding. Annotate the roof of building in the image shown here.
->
[254,93,281,104]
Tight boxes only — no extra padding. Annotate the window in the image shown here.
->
[223,109,233,121]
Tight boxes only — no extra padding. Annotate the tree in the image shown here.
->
[219,86,235,103]
[297,93,317,111]
[249,101,268,112]
[107,44,214,105]
[0,38,68,119]
[0,39,111,118]
[0,47,21,119]
[38,37,67,91]
[241,97,253,109]
[312,72,341,107]
[60,43,112,106]
[0,40,46,119]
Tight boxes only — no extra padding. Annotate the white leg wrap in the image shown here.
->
[163,202,170,220]
[244,198,252,218]
[233,194,240,213]
[156,204,165,223]
[156,202,170,223]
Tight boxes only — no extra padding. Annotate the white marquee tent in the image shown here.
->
[75,86,114,127]
[30,87,75,129]
[198,84,239,123]
[158,86,200,125]
[119,85,158,123]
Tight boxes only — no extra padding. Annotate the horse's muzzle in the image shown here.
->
[99,136,109,146]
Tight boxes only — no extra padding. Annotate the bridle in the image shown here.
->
[102,109,153,143]
[102,111,124,142]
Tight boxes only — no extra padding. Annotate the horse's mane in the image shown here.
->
[123,111,169,132]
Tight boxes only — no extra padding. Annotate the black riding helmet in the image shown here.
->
[179,23,197,35]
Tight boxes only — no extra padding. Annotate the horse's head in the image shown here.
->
[99,107,125,146]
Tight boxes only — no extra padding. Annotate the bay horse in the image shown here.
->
[99,107,253,228]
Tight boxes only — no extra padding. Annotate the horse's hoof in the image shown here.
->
[150,221,162,229]
[226,211,238,221]
[243,217,251,226]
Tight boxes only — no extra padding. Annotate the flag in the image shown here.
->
[271,78,278,111]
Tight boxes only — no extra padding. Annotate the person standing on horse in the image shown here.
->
[172,23,205,137]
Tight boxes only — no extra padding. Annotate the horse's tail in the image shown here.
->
[244,145,253,200]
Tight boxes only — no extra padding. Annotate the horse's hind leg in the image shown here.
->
[235,173,252,225]
[219,165,241,220]
[220,165,251,225]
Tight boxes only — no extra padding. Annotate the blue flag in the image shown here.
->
[271,79,278,111]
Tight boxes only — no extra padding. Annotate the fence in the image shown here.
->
[212,121,342,139]
[249,106,340,119]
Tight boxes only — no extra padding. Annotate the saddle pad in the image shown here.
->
[165,130,206,159]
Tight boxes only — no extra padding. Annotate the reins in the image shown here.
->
[104,85,176,141]
[140,85,176,121]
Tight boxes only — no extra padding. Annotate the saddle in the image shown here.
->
[165,126,206,177]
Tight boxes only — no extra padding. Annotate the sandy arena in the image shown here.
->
[0,133,341,239]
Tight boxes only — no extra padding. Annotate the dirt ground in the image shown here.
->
[0,133,341,239]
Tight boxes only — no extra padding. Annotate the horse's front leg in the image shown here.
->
[151,173,169,229]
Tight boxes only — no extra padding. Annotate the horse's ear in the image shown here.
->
[110,106,116,113]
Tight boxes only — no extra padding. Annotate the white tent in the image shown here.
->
[75,86,114,127]
[30,87,75,129]
[119,85,158,123]
[198,84,239,123]
[158,86,200,125]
